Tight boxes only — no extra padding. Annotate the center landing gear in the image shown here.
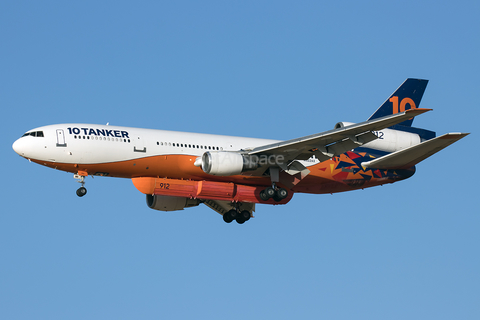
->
[74,173,87,197]
[223,208,251,224]
[260,184,288,202]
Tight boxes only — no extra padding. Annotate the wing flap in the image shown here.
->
[361,133,469,169]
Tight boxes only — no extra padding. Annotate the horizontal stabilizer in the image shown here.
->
[361,133,469,169]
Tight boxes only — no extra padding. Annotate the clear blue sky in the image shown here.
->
[1,1,479,319]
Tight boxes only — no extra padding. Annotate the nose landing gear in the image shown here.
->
[74,173,88,197]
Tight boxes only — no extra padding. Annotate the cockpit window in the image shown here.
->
[22,131,44,137]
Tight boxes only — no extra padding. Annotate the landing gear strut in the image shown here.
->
[74,173,87,197]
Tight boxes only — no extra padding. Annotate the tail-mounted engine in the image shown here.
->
[334,121,355,129]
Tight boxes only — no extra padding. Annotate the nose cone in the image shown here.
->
[12,138,26,157]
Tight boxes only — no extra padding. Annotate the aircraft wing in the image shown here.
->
[360,132,469,170]
[247,108,432,163]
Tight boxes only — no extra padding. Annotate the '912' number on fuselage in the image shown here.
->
[158,183,170,189]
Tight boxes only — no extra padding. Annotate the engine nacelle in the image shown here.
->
[334,121,355,129]
[201,151,245,176]
[146,194,200,212]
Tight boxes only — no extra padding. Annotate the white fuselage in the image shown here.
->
[13,124,281,165]
[13,124,422,168]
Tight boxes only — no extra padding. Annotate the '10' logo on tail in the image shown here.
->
[390,96,416,114]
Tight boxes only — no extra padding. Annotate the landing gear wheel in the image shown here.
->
[240,210,251,222]
[223,210,236,223]
[265,187,276,198]
[276,188,288,200]
[261,186,288,202]
[76,187,87,197]
[236,215,246,224]
[260,190,269,201]
[223,214,233,223]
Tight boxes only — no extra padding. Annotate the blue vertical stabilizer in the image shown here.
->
[368,78,429,127]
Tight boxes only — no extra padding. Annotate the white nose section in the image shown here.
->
[12,138,26,156]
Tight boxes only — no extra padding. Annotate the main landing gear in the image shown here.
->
[259,184,288,202]
[223,208,251,224]
[74,173,87,197]
[258,167,288,202]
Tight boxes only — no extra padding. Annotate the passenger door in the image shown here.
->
[56,129,67,147]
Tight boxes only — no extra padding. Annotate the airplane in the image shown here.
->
[12,79,468,224]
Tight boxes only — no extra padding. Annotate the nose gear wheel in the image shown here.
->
[74,173,88,197]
